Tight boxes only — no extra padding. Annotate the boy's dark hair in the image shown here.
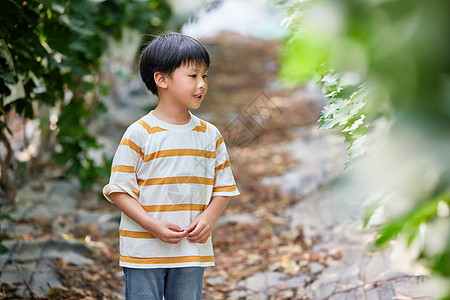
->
[139,32,210,95]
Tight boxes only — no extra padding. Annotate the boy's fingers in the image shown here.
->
[188,226,202,237]
[196,236,208,244]
[189,236,208,244]
[188,220,210,237]
[188,228,209,242]
[173,230,188,238]
[165,231,187,243]
[186,220,197,233]
[168,223,184,232]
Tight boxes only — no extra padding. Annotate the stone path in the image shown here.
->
[0,177,122,298]
[284,189,431,300]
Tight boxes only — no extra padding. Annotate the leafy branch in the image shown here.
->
[0,0,171,198]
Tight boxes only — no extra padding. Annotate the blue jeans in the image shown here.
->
[123,267,205,300]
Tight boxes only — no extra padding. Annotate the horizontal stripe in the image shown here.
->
[216,136,224,149]
[111,165,135,173]
[137,120,168,135]
[192,120,207,132]
[131,189,140,197]
[120,229,210,239]
[142,204,207,212]
[213,185,237,193]
[118,141,215,163]
[105,189,124,196]
[215,160,230,173]
[119,138,143,159]
[120,255,214,265]
[105,189,140,198]
[120,230,156,239]
[143,149,215,162]
[138,176,214,186]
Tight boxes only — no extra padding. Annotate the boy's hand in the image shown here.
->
[186,214,213,244]
[186,196,230,244]
[108,192,187,244]
[150,219,187,244]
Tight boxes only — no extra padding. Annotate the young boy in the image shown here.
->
[102,33,240,299]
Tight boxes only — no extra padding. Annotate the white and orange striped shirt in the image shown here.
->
[103,110,240,269]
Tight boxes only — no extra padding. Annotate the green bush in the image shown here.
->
[0,0,171,195]
[280,0,450,297]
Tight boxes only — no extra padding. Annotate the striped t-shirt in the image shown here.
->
[103,110,240,269]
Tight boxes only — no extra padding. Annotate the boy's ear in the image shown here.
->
[154,72,168,89]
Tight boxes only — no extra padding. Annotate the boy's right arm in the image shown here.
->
[108,192,187,244]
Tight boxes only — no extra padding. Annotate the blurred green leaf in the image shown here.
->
[0,239,8,255]
[280,0,450,295]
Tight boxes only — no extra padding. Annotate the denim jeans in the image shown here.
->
[123,267,205,300]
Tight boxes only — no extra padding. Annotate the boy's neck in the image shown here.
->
[152,100,191,125]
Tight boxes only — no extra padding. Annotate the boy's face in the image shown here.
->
[165,62,208,109]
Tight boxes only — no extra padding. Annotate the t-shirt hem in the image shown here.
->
[119,261,215,269]
[103,184,139,203]
[212,191,240,197]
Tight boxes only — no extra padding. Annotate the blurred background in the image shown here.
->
[0,0,448,299]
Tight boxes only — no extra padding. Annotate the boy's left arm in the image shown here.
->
[186,196,229,244]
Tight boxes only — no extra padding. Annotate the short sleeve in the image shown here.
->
[212,133,240,197]
[103,123,143,203]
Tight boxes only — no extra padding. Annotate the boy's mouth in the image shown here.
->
[193,94,203,101]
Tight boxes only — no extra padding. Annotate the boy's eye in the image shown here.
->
[202,75,208,79]
[189,74,197,78]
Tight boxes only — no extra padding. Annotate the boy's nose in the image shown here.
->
[198,79,206,89]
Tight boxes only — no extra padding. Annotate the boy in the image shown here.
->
[103,32,240,299]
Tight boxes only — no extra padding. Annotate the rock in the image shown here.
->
[68,210,121,235]
[284,187,363,239]
[392,277,432,299]
[360,252,390,282]
[13,180,80,220]
[206,276,226,285]
[0,239,94,297]
[217,213,259,225]
[365,287,393,300]
[1,239,94,266]
[0,261,62,298]
[229,290,248,299]
[243,271,310,292]
[280,289,295,298]
[261,125,347,197]
[309,262,325,274]
[0,223,42,239]
[245,272,267,292]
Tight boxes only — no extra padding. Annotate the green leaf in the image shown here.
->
[362,201,380,228]
[0,244,9,255]
[374,192,450,248]
[0,236,9,254]
[279,33,329,84]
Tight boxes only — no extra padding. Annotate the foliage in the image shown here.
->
[0,0,171,194]
[316,72,369,164]
[279,0,450,297]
